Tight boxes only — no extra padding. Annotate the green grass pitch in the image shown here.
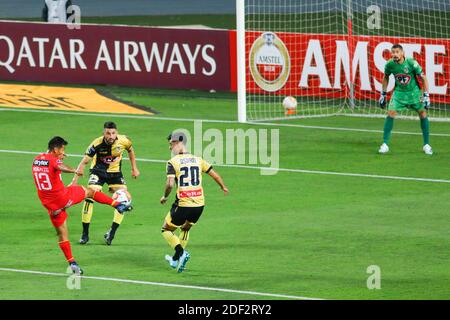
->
[0,85,449,300]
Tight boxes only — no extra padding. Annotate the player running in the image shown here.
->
[378,44,432,155]
[160,132,228,273]
[32,137,132,274]
[75,121,140,246]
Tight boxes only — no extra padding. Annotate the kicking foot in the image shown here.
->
[423,144,433,155]
[115,202,133,214]
[177,250,190,273]
[104,230,115,246]
[165,255,178,269]
[79,233,89,245]
[69,261,84,275]
[378,143,389,154]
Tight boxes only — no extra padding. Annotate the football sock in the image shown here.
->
[113,209,124,224]
[179,230,189,249]
[420,117,430,145]
[92,191,115,206]
[173,244,184,261]
[59,240,75,263]
[110,222,120,236]
[162,230,181,250]
[82,222,90,236]
[81,198,94,224]
[383,116,394,144]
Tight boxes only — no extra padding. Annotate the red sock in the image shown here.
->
[92,191,115,206]
[59,240,75,263]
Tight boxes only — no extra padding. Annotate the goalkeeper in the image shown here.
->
[378,44,432,155]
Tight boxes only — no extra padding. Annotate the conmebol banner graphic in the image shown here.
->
[0,21,231,91]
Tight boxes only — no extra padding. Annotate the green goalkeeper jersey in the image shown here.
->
[384,57,423,93]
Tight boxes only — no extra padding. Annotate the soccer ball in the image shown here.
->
[112,189,132,206]
[282,96,298,110]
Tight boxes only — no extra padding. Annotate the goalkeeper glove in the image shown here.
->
[422,92,430,110]
[379,91,387,109]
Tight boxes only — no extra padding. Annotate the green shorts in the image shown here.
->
[388,89,424,112]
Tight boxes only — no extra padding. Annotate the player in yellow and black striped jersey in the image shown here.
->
[160,132,228,273]
[75,121,140,245]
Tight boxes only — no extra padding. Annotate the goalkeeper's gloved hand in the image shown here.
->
[423,92,430,110]
[379,91,387,109]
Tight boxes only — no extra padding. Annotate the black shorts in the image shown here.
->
[88,170,126,187]
[170,203,204,226]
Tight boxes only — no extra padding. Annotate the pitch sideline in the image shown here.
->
[2,149,450,184]
[0,267,323,300]
[1,107,450,137]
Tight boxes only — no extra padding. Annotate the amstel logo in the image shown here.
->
[249,32,291,92]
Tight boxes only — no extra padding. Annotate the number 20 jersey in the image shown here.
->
[166,153,212,207]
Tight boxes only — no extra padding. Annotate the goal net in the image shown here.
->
[237,0,450,122]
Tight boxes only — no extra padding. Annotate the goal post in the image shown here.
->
[236,0,450,122]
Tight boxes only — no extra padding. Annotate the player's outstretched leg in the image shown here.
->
[379,111,396,154]
[79,198,94,245]
[85,189,133,213]
[419,110,432,155]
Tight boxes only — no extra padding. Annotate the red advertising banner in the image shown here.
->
[0,21,231,91]
[242,31,450,103]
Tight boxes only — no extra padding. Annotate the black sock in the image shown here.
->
[110,222,120,236]
[82,223,90,236]
[173,244,184,261]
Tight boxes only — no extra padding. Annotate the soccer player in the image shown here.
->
[378,44,432,155]
[32,137,132,274]
[160,132,228,273]
[75,121,139,245]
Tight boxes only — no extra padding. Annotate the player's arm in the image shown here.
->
[75,155,91,176]
[420,73,430,109]
[208,169,229,195]
[379,74,389,109]
[160,176,175,204]
[57,163,78,174]
[160,161,176,204]
[127,146,140,179]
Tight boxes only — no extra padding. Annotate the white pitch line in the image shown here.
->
[0,267,321,300]
[1,107,450,137]
[2,149,450,184]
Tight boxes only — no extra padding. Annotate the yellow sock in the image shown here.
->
[113,209,124,225]
[179,230,189,248]
[81,199,94,223]
[162,230,181,249]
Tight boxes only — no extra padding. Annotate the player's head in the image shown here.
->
[103,121,118,145]
[391,44,404,62]
[167,132,187,154]
[48,136,68,158]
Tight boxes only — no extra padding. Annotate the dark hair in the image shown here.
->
[104,121,117,129]
[167,132,186,144]
[392,44,403,51]
[48,136,68,151]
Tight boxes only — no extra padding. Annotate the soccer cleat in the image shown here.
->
[69,261,84,275]
[378,143,389,154]
[79,233,89,245]
[176,250,190,273]
[423,144,433,155]
[165,255,178,269]
[104,230,115,246]
[115,202,133,214]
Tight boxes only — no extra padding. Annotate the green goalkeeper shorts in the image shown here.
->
[388,88,424,112]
